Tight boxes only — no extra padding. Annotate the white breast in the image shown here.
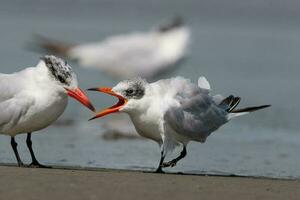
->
[125,90,174,143]
[129,111,162,143]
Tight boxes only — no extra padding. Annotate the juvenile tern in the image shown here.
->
[89,76,270,173]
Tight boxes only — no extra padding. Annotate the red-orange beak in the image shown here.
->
[88,87,128,120]
[66,88,95,112]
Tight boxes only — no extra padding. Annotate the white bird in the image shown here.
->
[0,55,95,167]
[35,17,190,80]
[88,76,270,173]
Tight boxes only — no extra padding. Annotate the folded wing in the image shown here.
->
[164,77,228,142]
[0,73,34,134]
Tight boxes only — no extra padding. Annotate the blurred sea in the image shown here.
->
[0,0,299,179]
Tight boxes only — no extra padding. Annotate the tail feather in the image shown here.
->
[158,16,184,32]
[32,34,74,57]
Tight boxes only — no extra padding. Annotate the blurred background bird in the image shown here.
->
[33,16,190,80]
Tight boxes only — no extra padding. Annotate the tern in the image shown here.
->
[89,76,270,173]
[0,55,95,167]
[34,17,190,80]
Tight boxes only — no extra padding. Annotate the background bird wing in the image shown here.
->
[69,32,161,78]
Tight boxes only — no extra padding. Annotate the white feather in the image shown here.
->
[198,76,211,91]
[227,112,250,120]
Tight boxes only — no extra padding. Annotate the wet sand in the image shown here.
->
[0,165,299,200]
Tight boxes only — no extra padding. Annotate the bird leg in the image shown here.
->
[26,133,50,168]
[162,146,186,168]
[10,137,25,167]
[155,150,165,173]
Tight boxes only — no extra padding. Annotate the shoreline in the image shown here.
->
[0,163,296,181]
[0,165,300,200]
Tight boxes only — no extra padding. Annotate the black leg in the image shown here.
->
[26,133,50,168]
[155,150,165,173]
[10,137,24,167]
[162,146,187,168]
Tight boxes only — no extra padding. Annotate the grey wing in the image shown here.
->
[164,94,228,142]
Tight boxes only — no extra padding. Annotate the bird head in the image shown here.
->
[42,55,95,112]
[88,77,147,120]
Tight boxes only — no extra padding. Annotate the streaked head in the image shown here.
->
[42,55,95,112]
[42,55,76,88]
[88,77,147,120]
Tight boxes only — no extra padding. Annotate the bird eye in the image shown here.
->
[57,75,65,83]
[126,89,134,95]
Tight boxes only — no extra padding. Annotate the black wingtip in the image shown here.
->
[230,104,271,113]
[220,95,242,112]
[254,104,271,110]
[260,104,271,109]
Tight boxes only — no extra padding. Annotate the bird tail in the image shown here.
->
[157,16,184,32]
[219,95,271,120]
[30,34,74,57]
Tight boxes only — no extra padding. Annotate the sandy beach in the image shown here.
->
[0,166,299,200]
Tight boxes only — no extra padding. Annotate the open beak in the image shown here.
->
[66,88,96,112]
[88,87,128,120]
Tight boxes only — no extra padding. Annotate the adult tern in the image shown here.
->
[0,55,95,167]
[35,17,190,80]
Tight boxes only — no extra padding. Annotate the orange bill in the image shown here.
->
[88,87,128,120]
[66,87,95,112]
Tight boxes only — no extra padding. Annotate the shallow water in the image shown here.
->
[0,0,299,179]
